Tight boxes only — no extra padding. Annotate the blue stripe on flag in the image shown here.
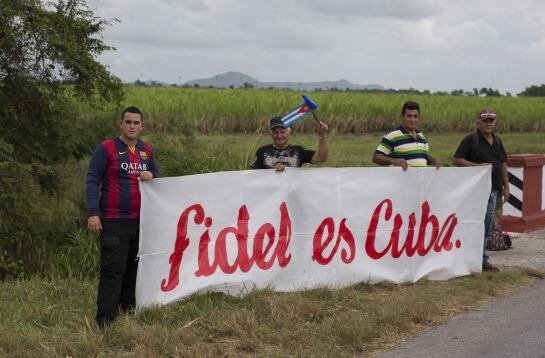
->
[279,95,318,127]
[284,112,309,126]
[280,105,303,123]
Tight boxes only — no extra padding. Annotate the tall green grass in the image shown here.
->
[81,86,545,134]
[48,228,99,280]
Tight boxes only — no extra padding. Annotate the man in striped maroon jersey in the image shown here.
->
[86,106,159,328]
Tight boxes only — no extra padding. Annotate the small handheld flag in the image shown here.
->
[279,95,319,127]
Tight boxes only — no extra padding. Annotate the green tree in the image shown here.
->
[519,84,545,97]
[450,89,464,96]
[0,0,122,277]
[0,0,122,166]
[479,87,502,97]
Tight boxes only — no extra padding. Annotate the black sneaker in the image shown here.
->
[119,304,135,315]
[96,314,115,330]
[96,318,111,330]
[483,261,499,272]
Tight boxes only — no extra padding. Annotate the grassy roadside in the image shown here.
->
[0,270,541,356]
[190,132,545,170]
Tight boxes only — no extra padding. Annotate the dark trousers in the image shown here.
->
[483,190,499,263]
[96,222,139,326]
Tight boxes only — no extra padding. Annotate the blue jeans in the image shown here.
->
[483,190,499,263]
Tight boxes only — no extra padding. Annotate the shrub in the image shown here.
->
[0,162,78,278]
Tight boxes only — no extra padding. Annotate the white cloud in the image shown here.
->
[87,0,545,93]
[309,0,443,20]
[160,0,209,12]
[397,19,499,54]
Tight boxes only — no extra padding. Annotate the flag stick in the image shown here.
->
[310,109,321,124]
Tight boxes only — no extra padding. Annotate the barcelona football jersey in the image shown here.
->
[86,137,159,219]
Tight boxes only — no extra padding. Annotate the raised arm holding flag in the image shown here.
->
[250,95,328,172]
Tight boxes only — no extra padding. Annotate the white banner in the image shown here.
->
[137,167,490,308]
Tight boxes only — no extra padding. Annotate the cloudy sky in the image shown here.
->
[87,0,545,94]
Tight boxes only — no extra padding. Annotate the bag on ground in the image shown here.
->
[487,221,512,251]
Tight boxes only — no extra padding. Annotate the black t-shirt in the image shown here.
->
[250,144,316,169]
[454,131,507,191]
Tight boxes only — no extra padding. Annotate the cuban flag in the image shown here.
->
[280,95,318,127]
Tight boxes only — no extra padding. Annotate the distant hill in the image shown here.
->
[143,80,169,86]
[184,71,384,91]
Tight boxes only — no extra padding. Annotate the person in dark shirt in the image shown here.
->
[86,106,159,328]
[251,116,329,171]
[453,108,509,272]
